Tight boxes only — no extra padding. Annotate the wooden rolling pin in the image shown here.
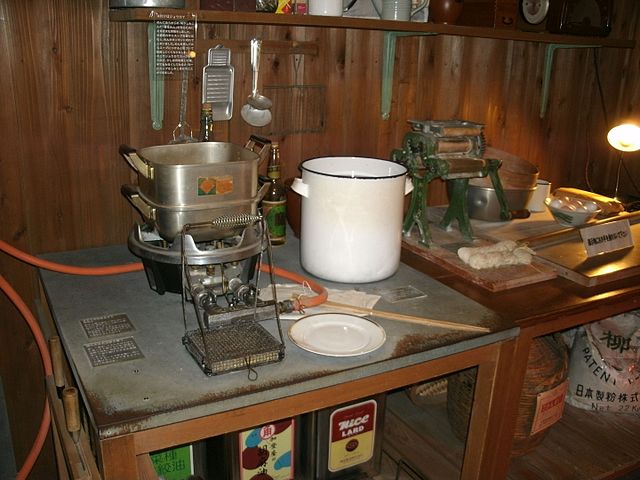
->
[323,301,490,333]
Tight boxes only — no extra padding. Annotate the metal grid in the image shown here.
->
[183,320,284,376]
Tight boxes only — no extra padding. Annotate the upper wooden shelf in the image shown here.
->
[109,8,635,48]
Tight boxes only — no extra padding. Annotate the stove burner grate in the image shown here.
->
[182,319,284,376]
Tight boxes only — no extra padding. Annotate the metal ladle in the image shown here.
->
[247,38,272,110]
[241,38,272,127]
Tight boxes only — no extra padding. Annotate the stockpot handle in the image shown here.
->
[290,177,308,198]
[256,182,270,202]
[121,184,155,221]
[244,135,271,166]
[119,145,154,180]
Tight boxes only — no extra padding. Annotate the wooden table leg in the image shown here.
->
[99,435,139,480]
[462,338,516,480]
[482,333,534,479]
[137,453,160,480]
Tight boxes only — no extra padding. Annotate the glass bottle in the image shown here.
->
[198,103,214,142]
[262,143,287,245]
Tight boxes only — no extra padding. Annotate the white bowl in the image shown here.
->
[545,195,601,227]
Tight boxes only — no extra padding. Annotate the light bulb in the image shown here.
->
[607,123,640,152]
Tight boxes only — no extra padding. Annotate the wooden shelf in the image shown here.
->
[384,390,640,480]
[109,8,635,48]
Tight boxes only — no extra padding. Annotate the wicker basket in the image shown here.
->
[447,334,569,456]
[406,377,448,407]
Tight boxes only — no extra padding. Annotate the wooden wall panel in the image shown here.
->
[0,0,54,475]
[0,0,639,476]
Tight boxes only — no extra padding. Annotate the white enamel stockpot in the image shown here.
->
[291,156,412,283]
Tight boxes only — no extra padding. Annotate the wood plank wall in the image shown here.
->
[0,0,638,476]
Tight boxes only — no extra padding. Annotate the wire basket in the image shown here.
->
[183,319,285,376]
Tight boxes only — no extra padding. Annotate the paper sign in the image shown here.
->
[579,219,634,257]
[530,380,568,435]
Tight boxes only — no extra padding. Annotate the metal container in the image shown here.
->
[120,143,263,241]
[121,143,260,207]
[467,184,535,222]
[290,157,412,283]
[206,416,306,479]
[302,395,385,479]
[121,184,267,242]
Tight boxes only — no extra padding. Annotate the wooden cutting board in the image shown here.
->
[402,228,557,292]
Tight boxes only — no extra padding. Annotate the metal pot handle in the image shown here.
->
[119,145,154,180]
[121,184,155,221]
[256,182,270,202]
[244,135,271,166]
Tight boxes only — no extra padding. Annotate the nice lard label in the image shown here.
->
[328,399,377,472]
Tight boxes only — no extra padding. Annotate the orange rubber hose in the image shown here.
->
[0,240,143,276]
[0,240,326,477]
[0,274,52,480]
[260,264,328,310]
[0,239,326,308]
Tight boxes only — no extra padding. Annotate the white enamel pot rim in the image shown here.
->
[290,156,413,284]
[299,155,407,180]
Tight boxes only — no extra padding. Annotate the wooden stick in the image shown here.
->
[323,301,490,333]
[62,387,81,443]
[49,336,66,394]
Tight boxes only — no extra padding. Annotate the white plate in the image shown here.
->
[288,313,386,357]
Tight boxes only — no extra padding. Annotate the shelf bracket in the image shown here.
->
[148,23,165,130]
[382,31,437,120]
[540,43,600,119]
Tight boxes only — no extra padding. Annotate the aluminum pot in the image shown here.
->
[120,142,264,241]
[120,143,260,207]
[291,157,412,283]
[121,183,267,242]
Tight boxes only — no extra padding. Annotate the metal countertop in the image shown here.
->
[39,234,517,439]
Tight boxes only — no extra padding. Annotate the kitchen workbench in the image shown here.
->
[400,209,640,479]
[39,234,517,480]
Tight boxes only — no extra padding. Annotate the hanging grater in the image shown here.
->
[202,45,234,121]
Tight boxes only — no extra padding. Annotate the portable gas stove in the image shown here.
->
[120,139,285,377]
[127,213,285,377]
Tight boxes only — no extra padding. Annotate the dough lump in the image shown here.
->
[457,240,534,270]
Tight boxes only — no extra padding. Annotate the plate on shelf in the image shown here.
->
[288,313,386,357]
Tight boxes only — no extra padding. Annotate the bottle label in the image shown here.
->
[263,200,286,242]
